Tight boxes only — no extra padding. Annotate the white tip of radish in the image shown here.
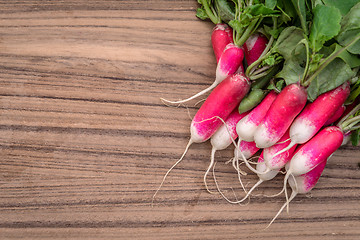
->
[190,123,207,143]
[256,161,279,181]
[254,123,278,148]
[236,116,256,142]
[289,118,317,144]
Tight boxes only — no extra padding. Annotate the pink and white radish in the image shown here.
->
[241,130,297,182]
[282,126,344,211]
[324,104,346,126]
[267,159,327,228]
[211,23,234,63]
[190,73,250,142]
[204,109,248,192]
[254,83,307,148]
[161,44,244,104]
[236,90,278,142]
[272,82,350,158]
[153,73,250,201]
[243,33,268,67]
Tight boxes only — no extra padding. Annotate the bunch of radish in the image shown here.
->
[155,0,360,227]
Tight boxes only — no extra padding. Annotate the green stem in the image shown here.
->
[300,38,310,85]
[201,0,220,24]
[303,34,360,87]
[252,65,271,76]
[349,124,360,132]
[249,68,272,80]
[252,65,280,89]
[245,50,272,77]
[342,115,360,132]
[246,17,277,77]
[338,104,360,129]
[236,18,259,46]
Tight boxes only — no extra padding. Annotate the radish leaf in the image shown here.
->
[307,58,355,101]
[309,5,342,52]
[336,3,360,54]
[322,0,359,16]
[290,0,308,34]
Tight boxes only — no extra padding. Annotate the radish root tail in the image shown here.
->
[152,139,193,205]
[160,82,217,105]
[265,190,297,229]
[204,148,217,194]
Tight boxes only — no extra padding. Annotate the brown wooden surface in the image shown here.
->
[0,1,359,239]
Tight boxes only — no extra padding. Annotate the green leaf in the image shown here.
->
[228,19,243,33]
[265,0,277,9]
[196,7,209,20]
[309,5,342,52]
[323,0,359,16]
[350,129,360,146]
[332,43,360,68]
[336,3,360,54]
[273,26,304,59]
[276,41,307,85]
[268,79,285,91]
[307,58,355,101]
[290,0,308,34]
[215,0,235,22]
[246,4,281,17]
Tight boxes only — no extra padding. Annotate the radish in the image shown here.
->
[268,159,327,228]
[204,109,248,192]
[283,126,344,211]
[161,43,244,104]
[324,104,346,126]
[254,83,307,148]
[153,73,250,201]
[233,140,260,162]
[241,130,296,178]
[263,129,298,170]
[191,73,250,142]
[212,23,234,63]
[272,82,350,158]
[236,90,278,142]
[243,33,268,66]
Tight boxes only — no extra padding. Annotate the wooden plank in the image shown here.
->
[0,0,359,239]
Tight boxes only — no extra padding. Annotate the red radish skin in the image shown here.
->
[243,33,268,66]
[268,160,327,228]
[274,82,350,158]
[241,130,296,176]
[286,126,343,177]
[205,110,248,193]
[237,90,278,142]
[161,43,244,105]
[263,129,297,170]
[324,104,346,126]
[282,126,343,212]
[210,110,247,151]
[215,44,244,83]
[234,140,260,160]
[191,73,250,142]
[212,23,234,63]
[153,73,250,201]
[254,83,307,148]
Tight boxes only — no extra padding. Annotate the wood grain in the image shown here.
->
[0,1,359,239]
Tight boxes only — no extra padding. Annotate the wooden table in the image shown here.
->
[0,1,359,239]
